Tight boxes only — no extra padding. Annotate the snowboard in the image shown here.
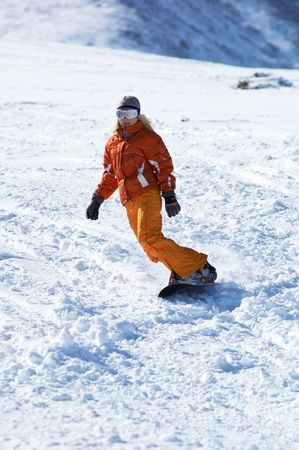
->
[158,282,216,299]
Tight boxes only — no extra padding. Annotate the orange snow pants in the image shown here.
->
[125,190,207,278]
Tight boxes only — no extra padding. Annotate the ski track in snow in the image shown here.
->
[0,41,298,449]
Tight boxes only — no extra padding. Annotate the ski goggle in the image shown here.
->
[116,109,139,119]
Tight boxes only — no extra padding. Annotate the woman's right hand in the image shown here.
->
[86,196,104,220]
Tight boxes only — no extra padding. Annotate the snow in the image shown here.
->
[0,35,299,450]
[1,0,298,68]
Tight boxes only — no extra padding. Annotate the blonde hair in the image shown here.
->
[113,114,155,132]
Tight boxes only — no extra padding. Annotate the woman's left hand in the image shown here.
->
[162,191,181,218]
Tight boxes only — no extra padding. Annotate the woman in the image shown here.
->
[86,95,217,285]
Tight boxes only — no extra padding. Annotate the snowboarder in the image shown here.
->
[86,95,217,285]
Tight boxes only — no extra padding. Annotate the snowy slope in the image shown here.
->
[0,0,299,68]
[0,39,298,449]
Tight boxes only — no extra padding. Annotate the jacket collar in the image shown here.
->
[117,120,144,140]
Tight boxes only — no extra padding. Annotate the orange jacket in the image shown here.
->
[94,120,176,205]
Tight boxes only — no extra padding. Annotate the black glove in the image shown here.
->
[162,191,181,218]
[86,195,104,220]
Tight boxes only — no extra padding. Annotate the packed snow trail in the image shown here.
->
[0,41,298,449]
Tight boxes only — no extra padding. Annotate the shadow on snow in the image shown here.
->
[164,282,249,313]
